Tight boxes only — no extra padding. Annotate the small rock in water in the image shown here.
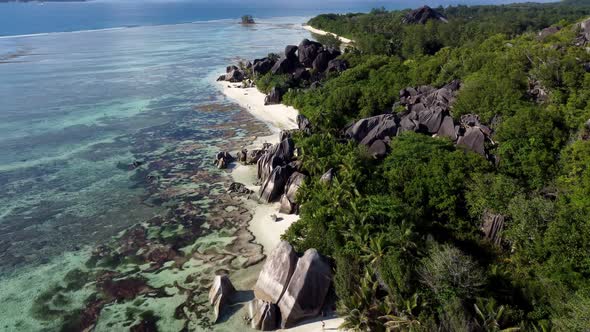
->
[131,160,143,169]
[270,214,281,222]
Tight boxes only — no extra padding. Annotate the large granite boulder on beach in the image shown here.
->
[248,299,279,331]
[257,154,284,185]
[253,58,275,76]
[269,138,295,164]
[246,149,266,165]
[264,87,283,105]
[236,149,247,163]
[208,275,236,323]
[298,39,323,68]
[214,151,234,169]
[327,59,348,73]
[279,172,307,214]
[226,68,245,82]
[297,114,312,134]
[403,5,448,24]
[277,249,332,328]
[345,114,399,147]
[254,241,298,303]
[259,165,292,202]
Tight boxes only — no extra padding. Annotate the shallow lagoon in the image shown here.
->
[0,18,310,331]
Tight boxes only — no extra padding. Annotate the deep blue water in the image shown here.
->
[0,1,388,36]
[0,0,556,37]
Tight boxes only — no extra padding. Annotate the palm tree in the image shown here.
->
[379,293,423,332]
[473,298,520,332]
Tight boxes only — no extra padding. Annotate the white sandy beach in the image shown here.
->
[219,81,301,254]
[218,81,344,331]
[303,25,353,45]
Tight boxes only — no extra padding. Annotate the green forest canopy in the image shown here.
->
[255,1,590,330]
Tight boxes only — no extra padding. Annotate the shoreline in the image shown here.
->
[217,81,300,255]
[216,81,344,332]
[303,24,353,44]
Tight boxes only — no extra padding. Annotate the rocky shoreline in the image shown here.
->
[211,37,347,330]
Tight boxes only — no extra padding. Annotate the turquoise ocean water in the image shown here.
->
[0,16,312,331]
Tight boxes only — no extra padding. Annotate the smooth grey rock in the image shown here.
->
[312,50,331,72]
[285,45,298,61]
[368,139,388,159]
[279,172,306,214]
[208,275,236,323]
[279,194,296,215]
[271,56,297,75]
[437,116,457,141]
[297,114,312,134]
[457,127,486,155]
[538,26,561,40]
[257,154,284,184]
[418,106,445,134]
[403,6,448,24]
[264,87,283,105]
[298,39,323,67]
[253,58,275,76]
[259,165,291,203]
[278,249,332,328]
[249,299,279,331]
[254,241,298,303]
[345,114,398,147]
[292,67,311,81]
[247,149,265,165]
[327,59,348,73]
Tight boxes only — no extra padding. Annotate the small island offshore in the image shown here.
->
[213,1,590,331]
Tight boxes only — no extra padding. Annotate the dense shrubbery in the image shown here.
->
[260,2,590,330]
[308,2,590,57]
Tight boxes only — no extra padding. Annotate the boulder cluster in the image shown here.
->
[213,114,313,214]
[256,116,313,214]
[248,241,332,330]
[402,5,448,25]
[217,39,349,105]
[345,80,495,159]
